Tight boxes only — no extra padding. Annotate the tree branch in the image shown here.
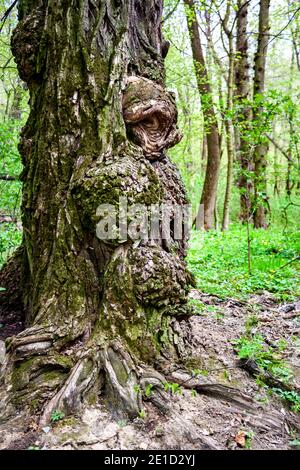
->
[0,174,19,181]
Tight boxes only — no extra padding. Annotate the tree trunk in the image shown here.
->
[0,0,192,425]
[8,79,23,120]
[184,0,221,230]
[253,0,270,228]
[234,0,253,223]
[222,3,235,231]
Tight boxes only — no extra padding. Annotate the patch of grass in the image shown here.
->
[188,225,300,301]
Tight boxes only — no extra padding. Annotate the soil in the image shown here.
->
[0,290,299,450]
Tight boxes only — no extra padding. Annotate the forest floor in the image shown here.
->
[1,289,299,450]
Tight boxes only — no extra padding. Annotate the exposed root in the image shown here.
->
[240,358,300,393]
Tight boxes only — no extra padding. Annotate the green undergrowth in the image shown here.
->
[188,224,300,301]
[234,330,300,413]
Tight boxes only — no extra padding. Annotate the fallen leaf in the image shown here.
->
[234,430,246,447]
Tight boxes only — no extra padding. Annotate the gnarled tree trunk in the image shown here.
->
[0,0,192,425]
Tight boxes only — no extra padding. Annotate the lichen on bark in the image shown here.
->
[0,0,194,424]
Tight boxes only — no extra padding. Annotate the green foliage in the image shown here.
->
[138,409,146,419]
[188,224,300,301]
[289,439,300,447]
[233,334,293,383]
[244,430,255,450]
[164,382,183,395]
[271,388,300,412]
[192,368,208,378]
[50,409,65,423]
[145,383,153,398]
[0,223,22,268]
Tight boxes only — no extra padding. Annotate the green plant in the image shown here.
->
[28,445,40,450]
[117,419,127,428]
[233,334,293,383]
[133,384,141,394]
[50,409,65,423]
[245,314,259,333]
[192,368,209,377]
[145,383,153,398]
[138,409,146,419]
[164,382,183,395]
[244,430,255,449]
[271,388,300,412]
[289,439,300,447]
[187,225,300,302]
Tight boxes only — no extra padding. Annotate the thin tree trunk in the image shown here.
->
[184,0,221,230]
[272,123,280,196]
[0,0,192,424]
[253,0,271,228]
[222,3,235,231]
[8,79,23,120]
[234,0,253,223]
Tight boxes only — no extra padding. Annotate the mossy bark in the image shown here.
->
[0,0,192,423]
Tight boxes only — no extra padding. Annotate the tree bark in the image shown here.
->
[8,79,23,120]
[222,2,235,231]
[184,0,221,230]
[253,0,270,228]
[234,0,253,223]
[0,0,192,424]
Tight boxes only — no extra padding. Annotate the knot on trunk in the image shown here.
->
[11,8,45,84]
[129,246,189,307]
[123,77,182,160]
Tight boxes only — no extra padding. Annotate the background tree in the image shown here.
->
[234,0,252,223]
[184,0,221,230]
[252,0,271,228]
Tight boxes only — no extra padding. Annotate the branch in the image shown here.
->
[162,0,180,23]
[0,174,19,181]
[264,134,295,164]
[0,0,18,33]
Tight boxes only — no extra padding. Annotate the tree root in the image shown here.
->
[240,358,300,393]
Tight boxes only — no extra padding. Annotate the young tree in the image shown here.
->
[0,0,193,424]
[234,0,252,223]
[252,0,271,228]
[221,1,235,231]
[184,0,221,230]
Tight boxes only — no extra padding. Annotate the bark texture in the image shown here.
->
[234,0,253,223]
[0,0,192,424]
[253,0,270,228]
[221,2,235,232]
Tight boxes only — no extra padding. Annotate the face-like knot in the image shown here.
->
[122,77,182,160]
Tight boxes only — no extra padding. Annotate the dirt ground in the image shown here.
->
[0,290,299,450]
